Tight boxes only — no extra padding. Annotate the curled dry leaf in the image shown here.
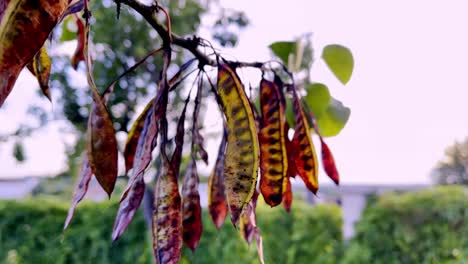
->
[27,44,52,101]
[208,133,228,230]
[181,158,203,251]
[0,0,70,107]
[64,155,92,229]
[258,79,288,207]
[217,63,259,225]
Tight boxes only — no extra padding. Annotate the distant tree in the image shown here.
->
[432,138,468,185]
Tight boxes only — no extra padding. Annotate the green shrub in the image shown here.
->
[0,198,342,264]
[0,199,152,264]
[182,201,342,264]
[343,186,468,264]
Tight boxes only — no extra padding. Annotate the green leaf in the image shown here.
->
[269,39,313,72]
[60,17,77,42]
[322,44,354,85]
[315,98,350,137]
[269,41,296,65]
[285,97,295,128]
[304,83,331,117]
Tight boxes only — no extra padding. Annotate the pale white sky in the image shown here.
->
[2,0,468,184]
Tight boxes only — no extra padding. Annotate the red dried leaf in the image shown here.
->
[0,0,70,107]
[208,134,228,230]
[64,155,92,229]
[181,158,203,251]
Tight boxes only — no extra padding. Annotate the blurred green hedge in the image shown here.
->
[0,199,342,264]
[342,186,468,264]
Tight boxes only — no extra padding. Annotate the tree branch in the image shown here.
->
[115,0,264,69]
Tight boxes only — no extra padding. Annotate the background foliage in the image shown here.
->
[1,186,468,263]
[432,137,468,185]
[0,199,341,264]
[342,186,468,264]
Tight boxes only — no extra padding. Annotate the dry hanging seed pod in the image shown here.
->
[153,158,183,264]
[307,111,341,186]
[287,81,319,194]
[152,80,189,263]
[217,63,259,225]
[181,158,203,251]
[208,132,228,229]
[83,20,118,198]
[282,173,293,212]
[258,79,288,207]
[64,155,93,229]
[320,138,340,185]
[27,45,52,101]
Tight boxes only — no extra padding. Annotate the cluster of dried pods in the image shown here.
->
[0,1,340,263]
